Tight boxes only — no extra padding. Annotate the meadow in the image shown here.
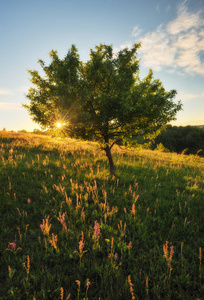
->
[0,131,203,300]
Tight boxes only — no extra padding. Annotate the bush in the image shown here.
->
[155,143,169,152]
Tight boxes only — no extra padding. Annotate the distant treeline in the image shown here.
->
[151,125,204,156]
[16,125,204,157]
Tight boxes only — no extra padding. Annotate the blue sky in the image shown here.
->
[0,0,204,131]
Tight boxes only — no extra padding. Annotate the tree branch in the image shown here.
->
[110,139,123,150]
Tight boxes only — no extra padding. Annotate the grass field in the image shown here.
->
[0,131,203,299]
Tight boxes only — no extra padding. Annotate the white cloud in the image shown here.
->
[135,2,204,75]
[167,1,203,35]
[113,42,133,55]
[139,26,177,71]
[0,86,29,96]
[174,30,200,49]
[119,42,133,50]
[199,30,204,37]
[0,102,23,110]
[176,49,204,75]
[173,28,204,75]
[132,26,142,37]
[178,91,204,100]
[0,89,11,95]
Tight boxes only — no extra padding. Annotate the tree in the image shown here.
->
[24,44,182,175]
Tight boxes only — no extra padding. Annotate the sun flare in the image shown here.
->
[56,122,62,128]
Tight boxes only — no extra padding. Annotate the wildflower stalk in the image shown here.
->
[49,233,58,251]
[181,242,184,269]
[163,241,174,277]
[58,212,69,234]
[60,287,64,300]
[23,255,30,281]
[128,241,132,256]
[74,231,87,267]
[128,275,135,300]
[8,266,12,279]
[6,242,21,253]
[145,276,149,296]
[40,216,52,236]
[108,237,115,263]
[85,279,91,300]
[199,247,202,281]
[75,280,80,300]
[93,220,100,249]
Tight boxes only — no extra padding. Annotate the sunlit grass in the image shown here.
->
[0,131,203,299]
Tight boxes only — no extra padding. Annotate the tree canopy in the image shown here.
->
[24,43,182,175]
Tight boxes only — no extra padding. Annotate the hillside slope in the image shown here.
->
[0,131,203,299]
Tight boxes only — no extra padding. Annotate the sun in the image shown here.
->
[56,122,62,128]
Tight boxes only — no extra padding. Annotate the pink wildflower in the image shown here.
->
[163,241,174,270]
[73,231,87,265]
[86,280,91,288]
[128,242,132,249]
[79,231,85,254]
[163,241,168,259]
[49,233,58,249]
[6,241,21,252]
[40,216,52,235]
[57,212,69,233]
[131,204,135,215]
[93,220,100,240]
[169,246,174,267]
[8,242,16,251]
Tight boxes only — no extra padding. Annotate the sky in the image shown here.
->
[0,0,204,131]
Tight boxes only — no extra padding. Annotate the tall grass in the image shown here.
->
[0,131,203,299]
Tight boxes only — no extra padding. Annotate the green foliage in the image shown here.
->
[24,44,182,174]
[32,129,42,134]
[0,131,204,299]
[152,125,204,156]
[18,129,27,133]
[155,143,169,152]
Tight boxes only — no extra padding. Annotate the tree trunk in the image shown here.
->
[105,145,115,176]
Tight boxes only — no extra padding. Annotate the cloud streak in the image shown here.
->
[167,1,203,34]
[0,89,11,95]
[178,91,204,100]
[139,25,177,71]
[132,26,142,37]
[0,102,23,110]
[134,1,204,75]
